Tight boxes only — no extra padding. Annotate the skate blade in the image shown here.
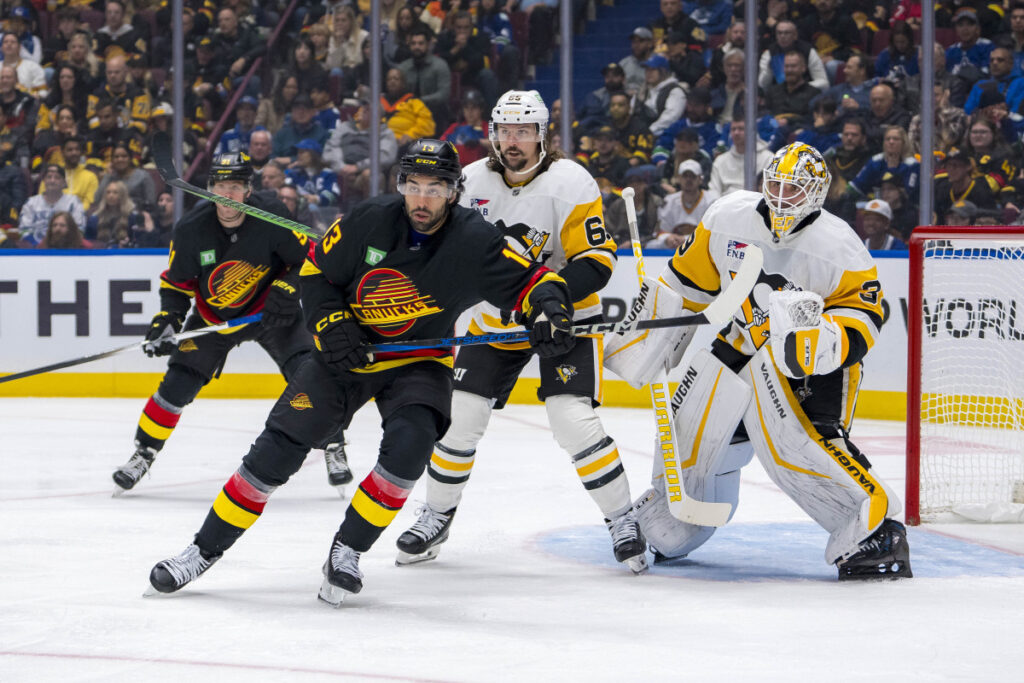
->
[625,554,649,575]
[142,583,167,598]
[332,485,347,500]
[112,487,129,498]
[395,546,441,566]
[317,577,352,607]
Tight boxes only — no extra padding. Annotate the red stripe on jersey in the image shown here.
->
[143,397,181,428]
[514,267,554,312]
[160,270,196,293]
[224,471,270,513]
[307,240,318,263]
[359,470,410,509]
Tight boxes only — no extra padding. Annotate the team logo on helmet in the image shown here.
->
[762,143,831,240]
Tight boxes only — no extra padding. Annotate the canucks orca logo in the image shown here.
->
[495,220,549,262]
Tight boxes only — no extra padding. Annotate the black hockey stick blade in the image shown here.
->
[152,133,323,242]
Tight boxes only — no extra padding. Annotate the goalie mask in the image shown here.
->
[761,143,831,240]
[489,89,549,176]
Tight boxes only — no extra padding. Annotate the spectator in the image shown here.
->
[708,114,772,198]
[326,6,367,71]
[276,182,316,229]
[946,8,993,80]
[639,54,685,138]
[286,35,328,96]
[0,64,39,160]
[795,98,842,156]
[257,74,299,135]
[606,165,662,248]
[824,118,873,192]
[934,147,997,222]
[0,142,27,241]
[653,159,713,248]
[812,53,876,117]
[859,199,906,250]
[440,89,488,165]
[797,0,861,79]
[875,20,919,82]
[962,117,1018,209]
[710,48,745,125]
[437,10,499,106]
[906,43,957,111]
[650,0,706,50]
[33,103,78,171]
[88,54,150,135]
[0,32,45,97]
[93,0,147,62]
[848,125,919,201]
[310,76,340,132]
[43,7,80,68]
[476,0,522,92]
[141,102,199,168]
[19,163,86,246]
[578,63,627,134]
[59,136,99,211]
[258,160,287,193]
[215,96,265,155]
[684,0,732,37]
[285,138,340,210]
[703,20,745,89]
[384,6,422,67]
[307,21,331,65]
[973,88,1024,151]
[964,48,1024,115]
[8,6,41,64]
[214,7,266,89]
[620,27,654,96]
[607,91,655,164]
[86,98,140,169]
[763,50,821,132]
[86,179,140,247]
[865,82,911,148]
[248,129,273,172]
[39,210,91,249]
[658,127,711,191]
[95,141,156,211]
[272,93,329,167]
[890,0,922,30]
[323,98,398,207]
[663,30,706,89]
[133,189,173,247]
[380,67,436,148]
[943,199,991,226]
[758,20,828,92]
[44,65,90,125]
[60,31,102,92]
[584,125,630,186]
[397,25,451,130]
[1009,2,1024,77]
[878,171,918,240]
[654,87,720,160]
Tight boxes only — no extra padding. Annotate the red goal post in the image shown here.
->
[906,225,1024,525]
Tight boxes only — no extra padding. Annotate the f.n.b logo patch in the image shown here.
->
[726,240,748,260]
[470,198,490,217]
[200,250,216,266]
[365,247,386,265]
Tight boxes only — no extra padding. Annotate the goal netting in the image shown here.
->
[906,227,1024,524]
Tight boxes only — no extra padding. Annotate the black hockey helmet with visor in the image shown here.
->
[397,139,464,197]
[208,151,254,186]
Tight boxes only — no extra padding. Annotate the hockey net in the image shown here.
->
[906,226,1024,525]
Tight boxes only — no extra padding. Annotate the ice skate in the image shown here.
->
[606,510,648,574]
[318,534,363,607]
[395,506,456,566]
[837,519,913,581]
[112,444,157,495]
[144,542,221,596]
[323,441,352,497]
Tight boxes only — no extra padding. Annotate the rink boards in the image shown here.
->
[0,250,910,419]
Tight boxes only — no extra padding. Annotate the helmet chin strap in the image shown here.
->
[490,138,547,177]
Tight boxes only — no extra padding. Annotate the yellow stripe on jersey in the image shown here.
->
[502,247,532,268]
[351,488,401,527]
[668,225,721,301]
[159,280,194,297]
[559,197,616,259]
[212,490,260,529]
[300,259,322,276]
[351,355,455,374]
[825,267,884,328]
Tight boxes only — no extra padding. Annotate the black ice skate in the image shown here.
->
[837,519,913,581]
[112,444,157,495]
[395,506,456,566]
[323,442,353,496]
[606,511,649,574]
[145,542,221,596]
[318,533,363,607]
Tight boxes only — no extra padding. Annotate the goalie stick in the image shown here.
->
[0,314,262,385]
[621,187,761,527]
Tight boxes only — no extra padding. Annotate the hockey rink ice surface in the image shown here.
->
[3,398,1024,682]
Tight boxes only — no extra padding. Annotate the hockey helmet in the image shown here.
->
[488,89,549,142]
[761,142,831,240]
[208,151,254,185]
[397,139,464,193]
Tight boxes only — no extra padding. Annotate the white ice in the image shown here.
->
[2,398,1023,682]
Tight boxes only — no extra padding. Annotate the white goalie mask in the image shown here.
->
[761,143,831,240]
[489,89,549,176]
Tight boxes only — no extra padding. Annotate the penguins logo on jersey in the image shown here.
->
[555,364,577,384]
[738,272,797,349]
[496,220,549,262]
[350,268,444,337]
[205,261,271,308]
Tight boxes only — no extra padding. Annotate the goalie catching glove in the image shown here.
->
[261,278,300,327]
[768,290,843,379]
[604,278,693,388]
[523,281,575,358]
[143,310,184,357]
[314,309,370,371]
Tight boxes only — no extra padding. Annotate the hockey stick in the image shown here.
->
[152,132,324,242]
[0,314,262,385]
[623,188,731,527]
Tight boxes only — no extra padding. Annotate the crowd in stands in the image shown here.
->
[4,0,1024,252]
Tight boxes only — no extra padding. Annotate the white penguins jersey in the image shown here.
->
[460,157,617,340]
[663,190,885,364]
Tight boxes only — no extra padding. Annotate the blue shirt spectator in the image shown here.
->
[215,97,266,155]
[284,139,339,208]
[683,0,732,37]
[850,153,920,197]
[963,48,1024,115]
[946,9,993,78]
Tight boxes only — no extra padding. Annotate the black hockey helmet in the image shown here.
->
[208,151,254,184]
[397,139,464,194]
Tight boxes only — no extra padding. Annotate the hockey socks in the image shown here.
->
[134,394,183,452]
[342,466,415,552]
[195,466,277,555]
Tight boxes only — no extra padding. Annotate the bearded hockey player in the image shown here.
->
[112,152,351,495]
[394,90,648,574]
[606,142,911,580]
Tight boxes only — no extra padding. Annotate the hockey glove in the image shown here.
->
[261,278,300,328]
[524,281,575,358]
[143,310,184,357]
[314,309,370,371]
[768,290,843,379]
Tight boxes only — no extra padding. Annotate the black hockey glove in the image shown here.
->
[261,279,300,328]
[143,310,184,357]
[524,281,575,358]
[314,310,370,371]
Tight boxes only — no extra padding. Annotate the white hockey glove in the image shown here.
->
[768,290,843,379]
[605,277,693,389]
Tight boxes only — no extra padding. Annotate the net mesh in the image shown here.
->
[918,237,1024,521]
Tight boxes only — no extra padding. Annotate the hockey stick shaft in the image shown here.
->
[0,314,262,385]
[152,132,324,242]
[622,187,732,527]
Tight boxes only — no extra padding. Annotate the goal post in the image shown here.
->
[906,226,1024,525]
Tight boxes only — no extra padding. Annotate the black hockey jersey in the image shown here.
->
[159,193,309,326]
[300,194,566,373]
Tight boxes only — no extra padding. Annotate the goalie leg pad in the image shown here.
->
[546,394,631,519]
[604,277,695,389]
[741,346,897,563]
[424,390,492,513]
